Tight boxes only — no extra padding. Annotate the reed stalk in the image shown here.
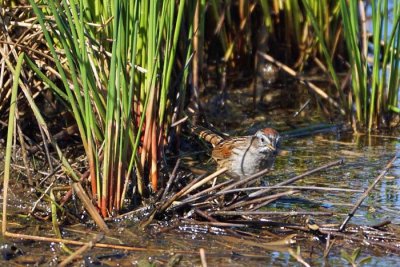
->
[340,0,400,130]
[26,0,193,217]
[2,53,24,235]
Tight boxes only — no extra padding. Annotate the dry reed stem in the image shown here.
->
[199,248,207,267]
[222,190,298,211]
[16,120,33,185]
[160,159,181,201]
[249,159,344,198]
[72,183,109,233]
[195,209,241,237]
[213,211,333,217]
[182,219,248,228]
[178,179,232,206]
[319,229,400,254]
[219,186,363,194]
[180,167,228,197]
[339,155,397,231]
[288,248,311,267]
[258,52,346,115]
[3,231,194,254]
[58,234,104,267]
[220,167,272,193]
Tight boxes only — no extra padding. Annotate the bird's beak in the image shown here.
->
[266,144,276,152]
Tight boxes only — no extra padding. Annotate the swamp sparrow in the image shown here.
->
[192,126,280,178]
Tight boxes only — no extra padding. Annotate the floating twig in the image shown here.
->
[223,190,298,211]
[338,155,397,232]
[218,185,363,194]
[370,220,392,229]
[58,234,104,267]
[224,219,304,230]
[320,229,400,254]
[195,209,242,237]
[3,231,195,254]
[283,123,342,138]
[249,159,344,198]
[250,197,282,211]
[182,219,248,228]
[212,211,333,216]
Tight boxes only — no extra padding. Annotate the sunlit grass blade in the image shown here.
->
[2,53,24,235]
[303,0,346,114]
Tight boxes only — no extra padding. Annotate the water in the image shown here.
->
[278,133,400,224]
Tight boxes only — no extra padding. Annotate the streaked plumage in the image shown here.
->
[192,126,280,178]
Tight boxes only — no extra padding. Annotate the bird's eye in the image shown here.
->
[260,137,267,143]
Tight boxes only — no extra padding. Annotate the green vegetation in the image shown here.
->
[1,0,399,219]
[341,247,372,266]
[23,0,193,216]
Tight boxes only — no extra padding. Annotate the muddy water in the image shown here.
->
[1,83,400,266]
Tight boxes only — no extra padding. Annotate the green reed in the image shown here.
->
[208,0,399,130]
[27,0,191,216]
[340,0,399,130]
[3,53,24,234]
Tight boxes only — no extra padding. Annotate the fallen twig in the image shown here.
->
[160,159,181,201]
[3,231,195,254]
[72,182,109,233]
[249,159,344,198]
[195,209,241,236]
[172,179,232,209]
[222,190,298,211]
[182,219,248,228]
[338,155,397,231]
[288,248,311,267]
[212,211,333,216]
[218,185,363,194]
[180,167,228,197]
[219,167,273,193]
[199,248,208,267]
[258,52,345,115]
[58,233,104,267]
[141,168,228,228]
[320,229,400,254]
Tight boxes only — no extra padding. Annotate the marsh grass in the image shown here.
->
[340,0,400,130]
[1,0,399,222]
[209,0,399,130]
[22,0,192,217]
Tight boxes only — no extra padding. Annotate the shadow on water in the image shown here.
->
[1,81,400,266]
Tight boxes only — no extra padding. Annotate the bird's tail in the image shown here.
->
[190,125,224,146]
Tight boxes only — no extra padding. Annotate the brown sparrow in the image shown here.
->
[192,126,280,178]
